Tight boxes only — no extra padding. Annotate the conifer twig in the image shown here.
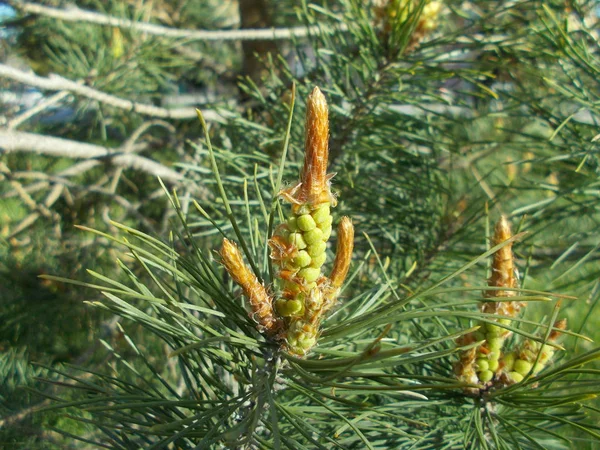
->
[7,90,70,129]
[11,1,345,41]
[0,64,223,121]
[0,130,184,183]
[0,162,60,238]
[5,170,156,232]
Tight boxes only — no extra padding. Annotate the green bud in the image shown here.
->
[321,224,333,240]
[295,204,311,215]
[541,344,553,353]
[289,233,307,250]
[307,241,327,257]
[319,214,333,228]
[294,250,312,268]
[502,352,516,371]
[488,351,500,361]
[304,227,324,245]
[475,359,489,371]
[298,267,320,283]
[275,299,304,317]
[298,335,317,350]
[488,359,499,372]
[311,204,331,224]
[305,281,317,291]
[479,370,494,383]
[508,371,524,383]
[521,349,536,362]
[297,214,317,231]
[310,252,327,268]
[488,337,503,352]
[529,341,541,352]
[498,318,511,326]
[287,217,298,232]
[514,359,533,376]
[287,320,303,336]
[486,323,502,337]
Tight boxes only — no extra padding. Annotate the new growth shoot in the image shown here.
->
[455,216,566,392]
[219,87,354,356]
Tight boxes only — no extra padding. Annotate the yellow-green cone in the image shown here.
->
[503,319,566,384]
[216,87,354,357]
[470,217,519,383]
[269,87,337,355]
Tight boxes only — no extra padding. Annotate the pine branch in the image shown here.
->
[11,1,345,41]
[1,130,184,183]
[4,1,600,447]
[1,162,60,238]
[0,64,224,121]
[4,170,157,236]
[1,123,188,236]
[6,90,70,129]
[0,400,50,429]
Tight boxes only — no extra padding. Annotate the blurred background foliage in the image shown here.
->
[1,0,600,448]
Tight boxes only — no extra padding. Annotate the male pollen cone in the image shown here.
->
[301,87,330,205]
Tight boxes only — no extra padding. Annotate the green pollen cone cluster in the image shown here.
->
[268,87,354,356]
[455,217,565,391]
[283,289,324,355]
[502,320,565,384]
[273,202,332,318]
[219,87,353,357]
[472,319,512,383]
[456,217,519,387]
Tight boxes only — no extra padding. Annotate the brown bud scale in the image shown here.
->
[220,238,282,334]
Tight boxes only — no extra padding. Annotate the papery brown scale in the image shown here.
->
[220,238,282,334]
[454,346,478,385]
[301,87,330,205]
[268,235,297,261]
[282,290,297,299]
[456,332,477,347]
[483,216,523,316]
[488,216,516,294]
[478,346,490,355]
[549,318,567,341]
[321,217,355,314]
[278,269,296,283]
[329,217,355,289]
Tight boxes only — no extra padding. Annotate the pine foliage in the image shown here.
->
[2,0,600,448]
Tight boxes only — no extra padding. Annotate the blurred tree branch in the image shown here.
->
[6,90,70,130]
[0,63,223,121]
[1,130,184,183]
[10,1,344,41]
